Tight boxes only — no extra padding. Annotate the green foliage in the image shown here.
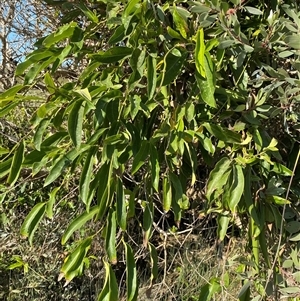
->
[2,0,300,299]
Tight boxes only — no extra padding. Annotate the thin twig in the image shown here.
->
[262,148,300,299]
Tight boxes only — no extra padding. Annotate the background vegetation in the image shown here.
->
[1,0,300,300]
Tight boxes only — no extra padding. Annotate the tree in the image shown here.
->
[1,0,300,300]
[0,0,58,89]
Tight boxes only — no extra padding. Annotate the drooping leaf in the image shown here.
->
[224,164,244,212]
[195,28,206,77]
[123,241,138,301]
[44,145,90,186]
[68,99,85,148]
[59,237,92,285]
[7,140,25,186]
[46,187,60,219]
[79,147,96,209]
[148,242,158,287]
[62,207,98,245]
[106,208,117,264]
[116,177,127,231]
[163,175,172,213]
[44,72,56,94]
[217,214,230,241]
[196,52,216,107]
[206,157,231,202]
[147,56,157,100]
[0,157,13,179]
[149,144,160,192]
[97,261,119,301]
[244,167,261,237]
[131,140,149,175]
[34,118,50,151]
[20,202,47,245]
[143,201,153,247]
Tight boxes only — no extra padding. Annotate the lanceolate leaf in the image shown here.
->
[20,202,47,245]
[60,237,92,284]
[61,207,98,245]
[116,177,127,231]
[203,123,242,144]
[77,3,99,23]
[217,213,230,241]
[96,163,114,220]
[7,140,25,185]
[46,187,60,219]
[0,84,24,102]
[44,145,90,186]
[172,6,188,39]
[148,242,158,286]
[106,208,117,264]
[206,157,231,202]
[149,144,160,192]
[143,201,153,247]
[93,47,132,63]
[163,175,172,213]
[97,261,119,301]
[159,49,187,86]
[196,52,216,108]
[244,167,261,237]
[43,22,77,48]
[0,157,13,179]
[131,140,149,175]
[195,28,206,77]
[34,118,50,151]
[68,99,85,148]
[109,25,126,45]
[123,241,138,301]
[44,72,56,94]
[224,164,244,212]
[79,147,96,209]
[147,56,157,100]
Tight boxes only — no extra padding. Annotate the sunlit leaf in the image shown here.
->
[20,202,46,245]
[62,207,98,245]
[106,208,117,264]
[206,157,231,202]
[123,241,138,301]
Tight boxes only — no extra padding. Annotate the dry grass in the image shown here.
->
[0,195,248,301]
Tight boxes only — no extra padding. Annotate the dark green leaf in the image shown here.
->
[93,47,132,63]
[7,140,25,185]
[68,99,85,148]
[159,49,187,86]
[116,177,127,231]
[147,56,157,100]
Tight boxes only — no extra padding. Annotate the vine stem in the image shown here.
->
[262,147,300,300]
